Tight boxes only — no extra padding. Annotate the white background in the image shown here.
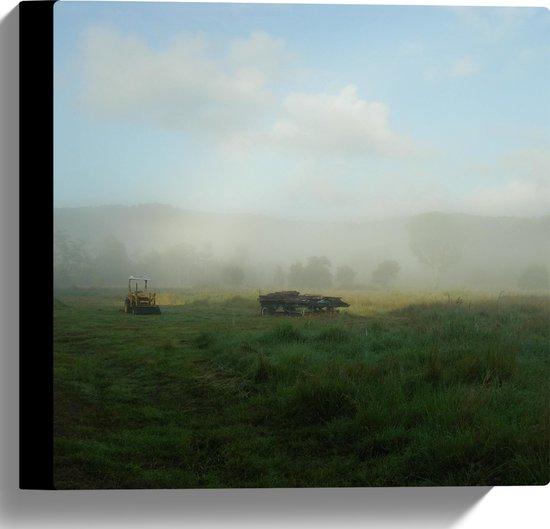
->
[1,1,548,528]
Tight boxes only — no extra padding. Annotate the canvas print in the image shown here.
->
[53,1,550,489]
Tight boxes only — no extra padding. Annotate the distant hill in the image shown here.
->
[53,203,408,263]
[54,204,550,288]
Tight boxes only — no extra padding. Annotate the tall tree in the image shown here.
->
[372,260,400,288]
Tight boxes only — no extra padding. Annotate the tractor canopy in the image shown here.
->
[125,275,161,314]
[128,275,151,290]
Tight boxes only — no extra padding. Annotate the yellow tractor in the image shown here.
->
[124,275,161,314]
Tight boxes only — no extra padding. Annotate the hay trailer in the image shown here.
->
[258,290,349,316]
[124,275,161,314]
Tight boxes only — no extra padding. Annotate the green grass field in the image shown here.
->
[53,288,549,489]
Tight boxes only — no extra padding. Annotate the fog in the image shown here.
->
[53,204,550,293]
[53,3,550,293]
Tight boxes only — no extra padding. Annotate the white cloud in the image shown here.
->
[464,148,550,217]
[264,85,417,157]
[228,31,288,82]
[77,25,424,164]
[466,178,549,217]
[78,26,285,131]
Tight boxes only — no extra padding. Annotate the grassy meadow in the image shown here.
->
[53,288,549,489]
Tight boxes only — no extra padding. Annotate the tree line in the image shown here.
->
[54,230,405,290]
[54,218,550,291]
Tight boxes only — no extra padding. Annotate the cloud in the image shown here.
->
[228,31,288,82]
[78,26,285,131]
[466,178,549,217]
[77,25,423,163]
[464,148,550,217]
[264,85,418,157]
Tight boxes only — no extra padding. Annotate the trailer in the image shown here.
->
[258,290,349,316]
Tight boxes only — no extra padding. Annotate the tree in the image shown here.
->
[287,262,305,289]
[54,230,92,287]
[287,257,333,290]
[272,265,286,289]
[409,213,461,289]
[94,235,133,286]
[335,265,357,287]
[372,260,400,288]
[303,256,333,289]
[221,264,245,287]
[517,265,550,291]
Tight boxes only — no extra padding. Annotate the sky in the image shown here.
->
[53,0,550,222]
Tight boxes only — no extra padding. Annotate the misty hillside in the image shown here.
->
[54,204,550,290]
[54,204,412,265]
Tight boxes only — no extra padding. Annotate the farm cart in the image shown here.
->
[258,290,349,316]
[124,275,161,314]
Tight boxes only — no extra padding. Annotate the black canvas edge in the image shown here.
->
[19,0,56,490]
